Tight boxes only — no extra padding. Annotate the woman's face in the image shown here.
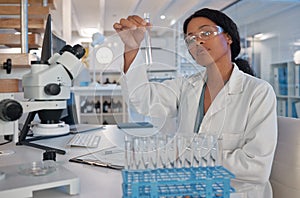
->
[185,17,232,66]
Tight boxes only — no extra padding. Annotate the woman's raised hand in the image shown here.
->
[113,15,149,52]
[113,15,151,72]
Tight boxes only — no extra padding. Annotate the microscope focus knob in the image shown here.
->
[0,99,23,121]
[44,83,61,95]
[2,58,12,74]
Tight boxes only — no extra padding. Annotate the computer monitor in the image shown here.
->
[52,33,66,54]
[40,14,67,62]
[60,93,79,126]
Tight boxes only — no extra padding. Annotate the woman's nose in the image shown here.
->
[195,37,205,45]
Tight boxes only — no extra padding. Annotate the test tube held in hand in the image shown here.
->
[144,13,153,66]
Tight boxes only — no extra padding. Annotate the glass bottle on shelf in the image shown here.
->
[104,78,111,84]
[103,100,111,113]
[94,100,101,113]
[80,100,86,113]
[112,99,120,113]
[116,100,122,113]
[86,100,94,113]
[108,100,112,112]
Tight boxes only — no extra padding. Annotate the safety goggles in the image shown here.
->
[185,25,224,48]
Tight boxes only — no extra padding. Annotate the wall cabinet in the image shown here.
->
[271,61,300,117]
[71,84,127,125]
[91,70,121,85]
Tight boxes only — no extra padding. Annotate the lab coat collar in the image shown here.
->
[227,63,244,95]
[198,64,245,127]
[187,63,245,96]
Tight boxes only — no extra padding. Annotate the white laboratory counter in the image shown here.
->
[0,125,242,198]
[0,125,138,198]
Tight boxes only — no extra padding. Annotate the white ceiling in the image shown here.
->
[223,0,300,26]
[56,0,300,41]
[70,0,238,37]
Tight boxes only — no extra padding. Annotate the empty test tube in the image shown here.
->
[144,12,153,66]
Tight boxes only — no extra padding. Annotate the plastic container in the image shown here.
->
[122,166,235,198]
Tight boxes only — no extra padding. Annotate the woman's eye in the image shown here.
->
[191,36,197,41]
[187,36,196,43]
[201,31,212,37]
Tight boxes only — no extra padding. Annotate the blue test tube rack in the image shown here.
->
[122,166,235,198]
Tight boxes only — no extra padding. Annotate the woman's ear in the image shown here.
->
[225,33,233,45]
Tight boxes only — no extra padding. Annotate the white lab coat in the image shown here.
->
[120,57,278,198]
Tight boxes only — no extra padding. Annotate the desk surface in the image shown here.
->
[0,125,157,198]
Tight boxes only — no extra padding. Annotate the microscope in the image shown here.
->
[0,44,85,154]
[21,44,85,135]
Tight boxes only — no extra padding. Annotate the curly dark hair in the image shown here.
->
[183,8,254,76]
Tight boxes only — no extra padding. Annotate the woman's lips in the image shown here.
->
[196,47,208,56]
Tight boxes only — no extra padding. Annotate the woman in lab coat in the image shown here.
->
[114,8,277,198]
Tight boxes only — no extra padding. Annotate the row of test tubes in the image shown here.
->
[124,133,223,170]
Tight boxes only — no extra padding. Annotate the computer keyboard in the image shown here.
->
[67,133,101,148]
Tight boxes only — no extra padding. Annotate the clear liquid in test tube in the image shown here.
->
[144,13,153,66]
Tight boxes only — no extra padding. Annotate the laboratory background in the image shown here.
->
[0,0,300,197]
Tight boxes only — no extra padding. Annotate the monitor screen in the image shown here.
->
[40,14,67,62]
[52,33,66,54]
[60,93,79,126]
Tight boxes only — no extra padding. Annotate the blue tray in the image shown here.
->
[122,166,235,198]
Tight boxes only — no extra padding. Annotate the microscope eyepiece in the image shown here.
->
[72,44,86,59]
[59,44,85,59]
[59,45,73,55]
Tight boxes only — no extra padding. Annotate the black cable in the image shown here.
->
[17,111,67,155]
[21,141,66,155]
[0,140,12,146]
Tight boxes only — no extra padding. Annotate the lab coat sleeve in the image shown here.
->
[120,50,182,118]
[223,82,277,185]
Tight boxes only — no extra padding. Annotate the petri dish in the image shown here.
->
[18,161,56,176]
